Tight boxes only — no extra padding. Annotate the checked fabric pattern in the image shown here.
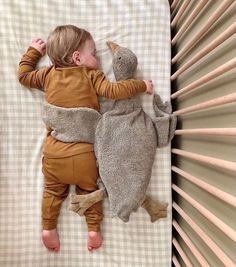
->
[0,0,171,266]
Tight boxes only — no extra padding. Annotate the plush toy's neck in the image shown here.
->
[99,45,141,114]
[112,48,138,81]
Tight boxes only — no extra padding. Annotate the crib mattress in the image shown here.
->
[0,1,171,266]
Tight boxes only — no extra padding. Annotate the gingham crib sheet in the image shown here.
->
[0,1,171,266]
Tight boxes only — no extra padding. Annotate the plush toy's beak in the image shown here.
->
[106,41,119,54]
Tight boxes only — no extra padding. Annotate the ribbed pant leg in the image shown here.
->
[74,152,103,232]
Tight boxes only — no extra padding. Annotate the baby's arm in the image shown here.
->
[90,70,153,100]
[18,39,50,90]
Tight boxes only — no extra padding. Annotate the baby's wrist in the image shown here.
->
[31,46,44,56]
[27,46,43,60]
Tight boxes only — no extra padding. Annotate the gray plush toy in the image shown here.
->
[42,42,176,222]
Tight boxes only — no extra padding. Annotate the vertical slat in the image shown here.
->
[171,0,209,45]
[172,166,236,207]
[172,0,235,64]
[174,128,236,136]
[171,59,236,99]
[173,238,194,267]
[173,203,236,267]
[173,220,211,267]
[173,93,236,115]
[171,0,191,28]
[171,0,236,266]
[172,184,236,243]
[173,255,181,267]
[171,0,179,11]
[172,148,236,172]
[171,22,236,79]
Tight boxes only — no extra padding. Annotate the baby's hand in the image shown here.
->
[30,38,46,56]
[143,80,153,95]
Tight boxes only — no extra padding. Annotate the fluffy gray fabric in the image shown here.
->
[94,96,157,221]
[41,42,176,222]
[42,93,175,222]
[152,94,177,147]
[42,103,101,144]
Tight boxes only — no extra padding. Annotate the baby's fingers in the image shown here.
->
[30,37,46,55]
[31,38,45,45]
[37,39,45,45]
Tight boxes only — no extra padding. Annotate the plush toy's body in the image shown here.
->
[94,95,157,221]
[42,42,176,222]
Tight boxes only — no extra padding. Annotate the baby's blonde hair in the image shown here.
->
[46,25,91,67]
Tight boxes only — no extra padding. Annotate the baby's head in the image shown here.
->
[47,25,99,69]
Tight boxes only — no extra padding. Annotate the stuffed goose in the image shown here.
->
[42,42,176,222]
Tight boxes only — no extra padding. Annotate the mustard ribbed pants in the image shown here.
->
[41,152,103,232]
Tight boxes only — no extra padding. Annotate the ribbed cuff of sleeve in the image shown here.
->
[135,80,147,93]
[27,46,42,60]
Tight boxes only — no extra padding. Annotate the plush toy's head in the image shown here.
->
[107,41,138,81]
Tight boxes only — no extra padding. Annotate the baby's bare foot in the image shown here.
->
[87,231,102,252]
[42,229,60,252]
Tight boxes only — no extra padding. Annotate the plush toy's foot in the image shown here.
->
[149,209,168,222]
[142,196,168,223]
[68,189,105,216]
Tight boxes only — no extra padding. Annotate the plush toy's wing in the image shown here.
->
[152,94,177,147]
[42,101,101,143]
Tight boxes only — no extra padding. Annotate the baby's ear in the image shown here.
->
[71,51,81,65]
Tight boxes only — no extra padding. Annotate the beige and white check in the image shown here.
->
[0,0,171,266]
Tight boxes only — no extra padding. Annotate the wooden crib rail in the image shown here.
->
[171,22,236,80]
[172,255,181,267]
[174,128,236,136]
[173,203,236,267]
[173,220,211,267]
[171,0,235,64]
[172,166,236,207]
[173,93,236,115]
[172,184,236,243]
[171,0,191,28]
[170,0,236,266]
[171,0,179,12]
[171,0,209,45]
[172,149,236,172]
[173,238,194,267]
[171,59,236,99]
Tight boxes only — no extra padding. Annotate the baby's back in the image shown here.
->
[44,66,99,111]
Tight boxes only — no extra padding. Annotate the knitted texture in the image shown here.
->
[94,96,157,221]
[42,102,101,144]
